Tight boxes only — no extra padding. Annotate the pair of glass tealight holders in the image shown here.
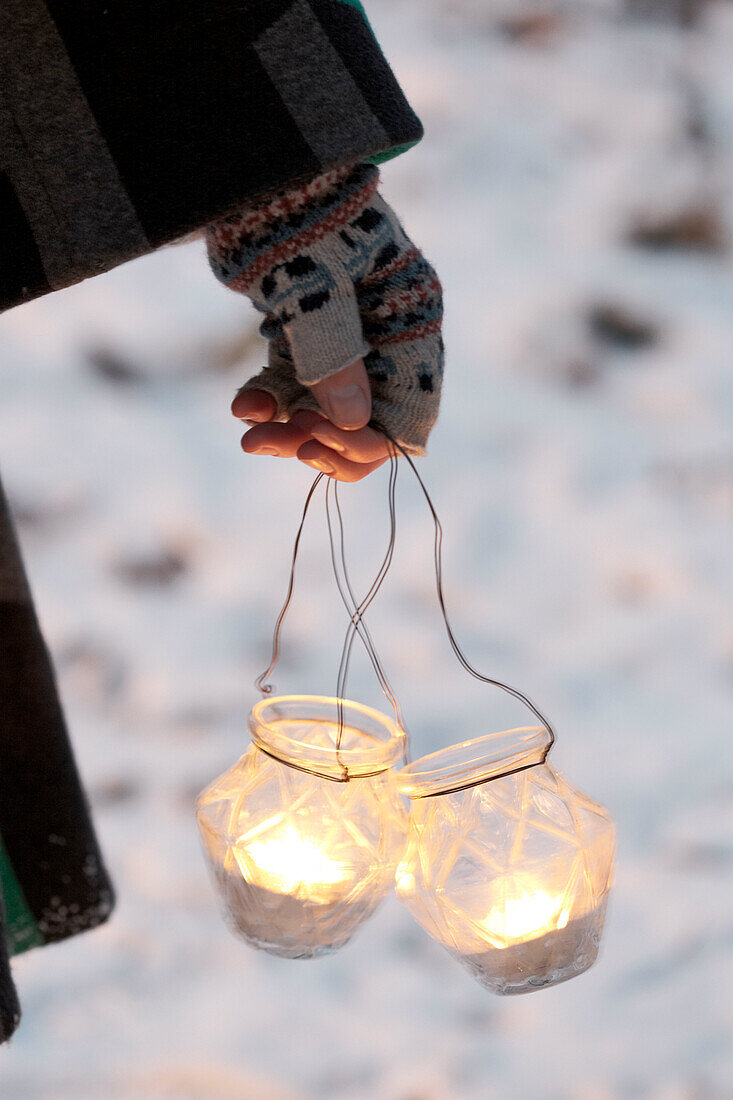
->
[196,694,615,996]
[198,454,615,995]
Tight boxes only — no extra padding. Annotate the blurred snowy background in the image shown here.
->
[1,0,732,1096]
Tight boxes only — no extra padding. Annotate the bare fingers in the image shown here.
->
[308,420,391,465]
[234,397,392,482]
[240,409,324,457]
[231,387,277,424]
[308,358,372,430]
[296,439,390,483]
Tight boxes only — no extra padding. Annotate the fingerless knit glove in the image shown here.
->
[206,163,444,455]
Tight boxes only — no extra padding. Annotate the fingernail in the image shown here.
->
[311,427,345,452]
[321,384,369,428]
[310,460,334,474]
[254,446,280,456]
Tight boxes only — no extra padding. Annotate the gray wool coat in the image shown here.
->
[0,0,422,1041]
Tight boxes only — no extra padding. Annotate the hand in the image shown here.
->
[233,357,393,483]
[208,162,444,475]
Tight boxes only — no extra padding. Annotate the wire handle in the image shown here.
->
[254,424,555,778]
[255,443,406,774]
[254,471,324,698]
[376,425,556,754]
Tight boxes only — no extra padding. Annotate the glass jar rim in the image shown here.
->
[248,694,406,781]
[395,726,552,798]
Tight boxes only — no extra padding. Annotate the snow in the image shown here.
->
[0,1,732,1095]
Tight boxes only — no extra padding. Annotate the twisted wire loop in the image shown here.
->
[369,421,556,793]
[408,760,552,800]
[254,452,405,783]
[254,423,556,789]
[325,445,407,758]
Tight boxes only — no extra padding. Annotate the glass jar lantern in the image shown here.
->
[196,695,406,959]
[196,460,617,989]
[395,727,615,995]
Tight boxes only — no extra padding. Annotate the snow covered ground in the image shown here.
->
[0,1,732,1096]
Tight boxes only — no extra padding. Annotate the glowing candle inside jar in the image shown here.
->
[394,862,415,896]
[234,825,349,902]
[481,883,571,948]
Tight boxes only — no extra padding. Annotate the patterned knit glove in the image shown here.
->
[205,163,443,455]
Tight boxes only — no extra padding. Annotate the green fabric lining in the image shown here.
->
[0,834,43,956]
[367,138,422,166]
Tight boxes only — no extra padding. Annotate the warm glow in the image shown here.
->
[482,883,571,947]
[395,862,415,895]
[234,825,349,899]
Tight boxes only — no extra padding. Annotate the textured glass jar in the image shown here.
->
[196,696,406,959]
[395,728,615,995]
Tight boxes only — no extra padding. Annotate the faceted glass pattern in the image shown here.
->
[396,760,615,995]
[196,698,406,959]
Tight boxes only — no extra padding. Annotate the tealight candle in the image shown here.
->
[235,824,349,901]
[395,727,615,994]
[481,881,571,945]
[197,695,406,958]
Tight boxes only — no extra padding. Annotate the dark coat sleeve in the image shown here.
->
[0,0,423,314]
[0,476,115,1043]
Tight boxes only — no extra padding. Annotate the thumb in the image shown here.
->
[307,358,372,430]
